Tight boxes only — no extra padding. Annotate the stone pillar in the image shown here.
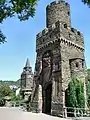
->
[52,78,56,97]
[55,81,57,96]
[62,88,66,117]
[38,85,42,113]
[51,78,57,115]
[42,89,46,113]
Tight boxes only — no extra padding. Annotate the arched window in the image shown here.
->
[64,23,67,28]
[77,31,81,36]
[67,11,70,16]
[76,62,79,68]
[71,28,75,32]
[82,60,84,68]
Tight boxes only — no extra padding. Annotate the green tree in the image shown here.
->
[0,84,12,96]
[66,79,77,107]
[82,0,90,6]
[0,0,38,43]
[0,84,12,106]
[86,69,90,108]
[11,92,22,102]
[87,69,90,81]
[66,77,85,108]
[0,93,5,106]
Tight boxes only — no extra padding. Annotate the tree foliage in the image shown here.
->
[0,0,38,43]
[0,84,12,96]
[0,97,5,106]
[65,77,85,108]
[0,84,22,106]
[82,0,90,6]
[11,93,22,102]
[86,69,90,108]
[87,69,90,81]
[0,84,12,106]
[0,0,38,23]
[0,80,20,87]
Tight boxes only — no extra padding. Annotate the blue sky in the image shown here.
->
[0,0,90,81]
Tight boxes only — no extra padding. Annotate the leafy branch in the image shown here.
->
[0,0,38,43]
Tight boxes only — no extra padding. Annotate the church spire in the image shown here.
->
[23,58,32,72]
[25,58,30,68]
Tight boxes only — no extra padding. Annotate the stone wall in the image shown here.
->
[60,38,85,91]
[21,73,33,90]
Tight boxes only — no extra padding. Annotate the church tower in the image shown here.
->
[20,58,33,90]
[31,0,86,117]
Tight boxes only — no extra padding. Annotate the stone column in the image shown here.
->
[55,81,57,96]
[38,85,42,113]
[52,78,56,97]
[51,77,56,115]
[62,88,66,117]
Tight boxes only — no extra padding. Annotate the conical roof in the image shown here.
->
[21,58,32,75]
[25,58,30,68]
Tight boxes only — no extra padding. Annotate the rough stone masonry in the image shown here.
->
[30,0,87,117]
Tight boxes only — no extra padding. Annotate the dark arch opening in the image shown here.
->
[43,83,52,115]
[42,50,53,115]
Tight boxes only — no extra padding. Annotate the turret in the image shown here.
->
[46,0,71,28]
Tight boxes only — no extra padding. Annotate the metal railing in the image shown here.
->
[64,107,90,118]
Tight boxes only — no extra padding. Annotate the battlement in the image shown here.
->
[61,24,83,38]
[36,21,62,39]
[36,21,83,40]
[60,22,84,46]
[36,21,84,51]
[36,28,49,39]
[47,0,70,8]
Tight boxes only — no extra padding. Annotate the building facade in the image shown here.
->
[31,0,86,117]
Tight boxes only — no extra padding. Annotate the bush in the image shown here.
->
[65,77,85,108]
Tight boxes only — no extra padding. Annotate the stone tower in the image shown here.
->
[20,58,33,90]
[31,0,86,117]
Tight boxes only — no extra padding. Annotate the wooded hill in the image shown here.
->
[0,80,20,87]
